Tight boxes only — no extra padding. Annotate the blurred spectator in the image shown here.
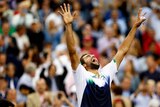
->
[53,44,75,96]
[27,20,44,52]
[33,50,52,87]
[105,9,127,34]
[147,79,156,98]
[148,98,160,107]
[130,81,154,107]
[72,1,86,31]
[0,52,6,75]
[45,5,63,33]
[6,89,17,106]
[11,1,34,28]
[43,20,63,50]
[0,19,15,36]
[40,63,58,91]
[0,36,5,52]
[0,99,15,107]
[150,2,160,41]
[97,26,117,54]
[112,86,132,107]
[0,1,13,25]
[104,0,124,20]
[5,63,18,89]
[0,76,8,99]
[112,22,125,48]
[17,62,36,90]
[99,52,110,68]
[142,26,160,55]
[118,60,140,91]
[156,81,160,101]
[113,99,126,107]
[0,20,18,55]
[38,0,51,26]
[22,46,40,69]
[121,76,133,97]
[53,91,74,107]
[80,24,94,47]
[17,84,33,107]
[22,47,34,68]
[90,16,103,39]
[140,53,160,82]
[81,36,99,59]
[12,25,30,58]
[27,78,55,107]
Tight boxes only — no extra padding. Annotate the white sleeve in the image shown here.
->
[73,64,87,85]
[100,59,118,85]
[73,64,88,105]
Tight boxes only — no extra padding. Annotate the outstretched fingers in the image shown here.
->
[58,11,63,16]
[142,12,146,17]
[67,4,71,13]
[138,8,142,19]
[63,3,67,12]
[60,5,65,13]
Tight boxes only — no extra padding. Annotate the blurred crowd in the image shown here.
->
[0,0,160,107]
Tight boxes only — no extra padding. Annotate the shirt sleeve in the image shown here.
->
[100,59,118,85]
[73,64,87,85]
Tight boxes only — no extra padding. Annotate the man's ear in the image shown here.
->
[83,64,87,69]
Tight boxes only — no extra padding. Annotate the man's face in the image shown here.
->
[48,64,56,77]
[146,55,156,69]
[2,23,10,35]
[0,53,6,65]
[121,77,131,90]
[36,79,46,94]
[82,54,100,70]
[156,82,160,95]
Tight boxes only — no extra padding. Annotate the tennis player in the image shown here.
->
[58,3,146,107]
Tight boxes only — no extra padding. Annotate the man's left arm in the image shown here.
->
[114,8,146,68]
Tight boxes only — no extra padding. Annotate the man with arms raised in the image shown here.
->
[58,4,146,107]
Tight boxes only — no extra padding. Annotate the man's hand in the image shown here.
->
[58,3,77,25]
[134,8,146,27]
[114,8,147,68]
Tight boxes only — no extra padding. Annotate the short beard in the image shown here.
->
[90,62,100,70]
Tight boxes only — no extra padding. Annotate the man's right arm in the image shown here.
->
[65,24,79,70]
[59,4,79,71]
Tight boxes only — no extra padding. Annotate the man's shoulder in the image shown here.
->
[27,93,38,99]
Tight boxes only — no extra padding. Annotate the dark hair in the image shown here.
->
[48,63,56,71]
[0,76,6,81]
[0,51,5,55]
[100,52,108,58]
[112,86,122,95]
[0,99,14,107]
[16,25,25,32]
[80,53,88,65]
[146,52,159,61]
[2,19,9,25]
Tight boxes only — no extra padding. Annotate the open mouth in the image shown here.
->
[92,58,96,62]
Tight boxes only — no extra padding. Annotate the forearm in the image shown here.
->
[118,25,137,54]
[65,24,76,53]
[64,98,74,107]
[65,24,79,70]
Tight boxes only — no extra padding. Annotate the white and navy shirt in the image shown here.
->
[74,60,118,107]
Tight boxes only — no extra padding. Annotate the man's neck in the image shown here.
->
[38,92,45,96]
[89,69,100,77]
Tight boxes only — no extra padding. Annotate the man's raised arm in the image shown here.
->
[114,8,146,68]
[58,4,79,70]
